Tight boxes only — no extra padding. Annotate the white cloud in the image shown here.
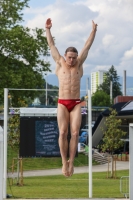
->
[24,0,133,77]
[92,65,110,72]
[117,47,133,76]
[26,14,46,29]
[124,47,133,59]
[102,34,114,47]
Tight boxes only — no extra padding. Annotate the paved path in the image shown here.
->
[8,161,129,177]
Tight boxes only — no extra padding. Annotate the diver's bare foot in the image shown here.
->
[68,160,74,176]
[62,161,69,177]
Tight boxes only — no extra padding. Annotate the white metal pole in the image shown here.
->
[86,77,89,95]
[110,81,112,104]
[123,70,126,96]
[46,75,47,106]
[88,89,92,198]
[3,88,8,198]
[45,52,50,106]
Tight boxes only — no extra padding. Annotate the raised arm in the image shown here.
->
[45,18,61,62]
[78,20,98,65]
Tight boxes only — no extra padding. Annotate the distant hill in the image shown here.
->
[47,74,58,87]
[119,76,133,96]
[119,76,133,88]
[46,74,133,97]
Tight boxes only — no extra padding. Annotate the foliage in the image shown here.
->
[38,83,59,106]
[97,65,122,99]
[80,96,85,102]
[7,147,91,171]
[100,108,127,178]
[100,108,127,154]
[8,100,27,151]
[0,0,50,106]
[8,113,20,153]
[92,90,111,107]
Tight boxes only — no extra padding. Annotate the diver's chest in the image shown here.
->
[60,67,81,77]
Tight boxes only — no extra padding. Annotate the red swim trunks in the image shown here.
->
[58,99,81,112]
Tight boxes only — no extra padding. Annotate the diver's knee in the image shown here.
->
[59,130,68,139]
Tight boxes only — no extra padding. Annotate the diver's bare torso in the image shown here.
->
[56,57,83,99]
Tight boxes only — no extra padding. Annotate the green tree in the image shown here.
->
[100,108,127,178]
[0,0,50,105]
[80,96,85,102]
[8,99,27,152]
[8,112,20,152]
[98,65,122,99]
[38,83,59,106]
[92,90,111,107]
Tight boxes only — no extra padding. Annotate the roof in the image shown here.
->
[92,101,133,147]
[93,101,133,132]
[101,101,133,117]
[80,101,86,107]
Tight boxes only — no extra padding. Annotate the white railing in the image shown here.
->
[120,176,129,198]
[93,150,105,158]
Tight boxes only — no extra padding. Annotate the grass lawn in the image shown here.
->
[7,147,129,199]
[7,147,97,172]
[7,170,129,199]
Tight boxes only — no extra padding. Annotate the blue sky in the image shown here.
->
[23,0,133,78]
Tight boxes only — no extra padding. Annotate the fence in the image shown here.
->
[120,176,129,198]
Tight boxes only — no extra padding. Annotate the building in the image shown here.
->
[92,100,133,150]
[114,95,133,104]
[91,70,107,95]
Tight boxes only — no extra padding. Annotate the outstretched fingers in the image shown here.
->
[92,20,98,31]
